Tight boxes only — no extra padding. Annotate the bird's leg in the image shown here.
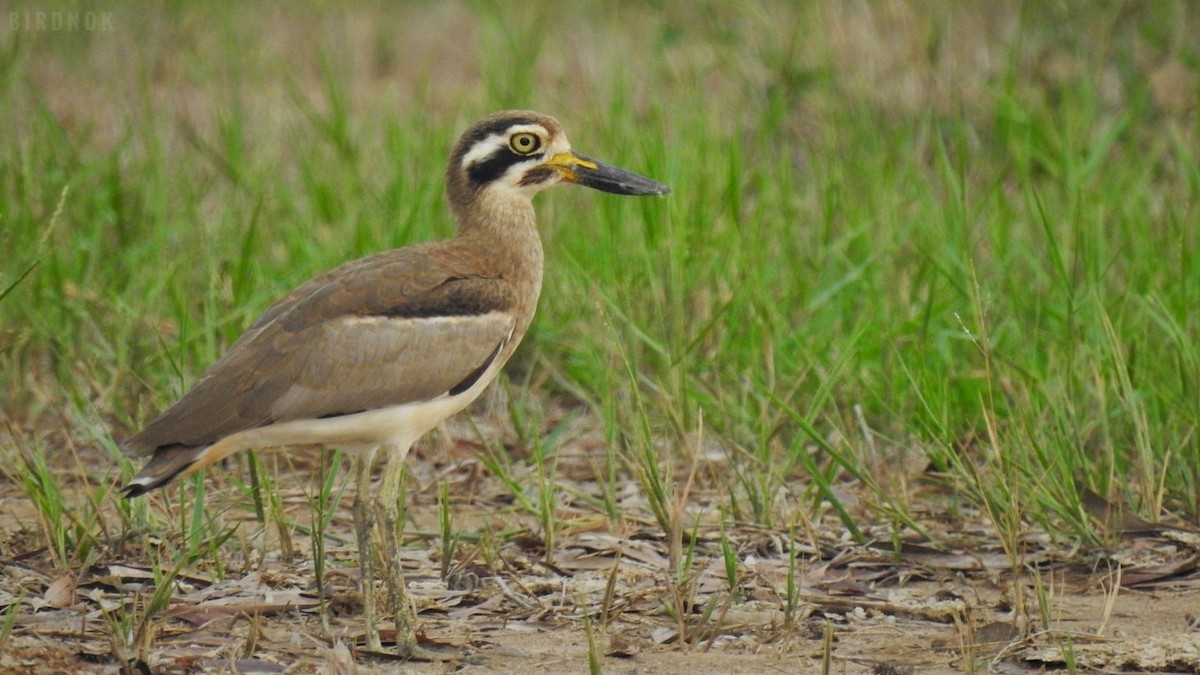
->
[352,452,384,652]
[376,443,448,660]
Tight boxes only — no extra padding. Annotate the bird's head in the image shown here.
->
[446,110,669,219]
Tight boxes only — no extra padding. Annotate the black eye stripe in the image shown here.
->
[467,147,526,186]
[455,119,552,188]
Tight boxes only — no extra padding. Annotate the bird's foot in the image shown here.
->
[390,636,459,662]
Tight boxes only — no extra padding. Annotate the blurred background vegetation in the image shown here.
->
[2,0,1198,547]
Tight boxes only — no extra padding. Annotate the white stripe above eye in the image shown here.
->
[458,124,548,169]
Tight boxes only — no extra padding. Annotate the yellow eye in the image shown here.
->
[510,132,541,155]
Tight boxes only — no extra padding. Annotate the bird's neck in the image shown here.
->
[453,192,544,263]
[457,192,544,284]
[454,192,545,353]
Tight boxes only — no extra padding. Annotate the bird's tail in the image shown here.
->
[122,443,212,497]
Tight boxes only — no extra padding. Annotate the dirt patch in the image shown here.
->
[4,430,1200,674]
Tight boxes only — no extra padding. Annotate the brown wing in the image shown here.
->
[123,243,517,456]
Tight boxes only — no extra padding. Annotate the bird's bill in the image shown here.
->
[547,151,671,196]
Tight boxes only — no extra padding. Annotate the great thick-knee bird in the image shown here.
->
[121,110,670,657]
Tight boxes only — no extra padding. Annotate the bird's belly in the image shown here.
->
[231,356,506,454]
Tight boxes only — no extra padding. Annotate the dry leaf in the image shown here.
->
[43,576,75,608]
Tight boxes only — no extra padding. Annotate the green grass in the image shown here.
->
[1,0,1198,668]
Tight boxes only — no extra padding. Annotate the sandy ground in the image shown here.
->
[4,423,1200,674]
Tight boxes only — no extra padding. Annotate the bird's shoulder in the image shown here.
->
[244,241,516,337]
